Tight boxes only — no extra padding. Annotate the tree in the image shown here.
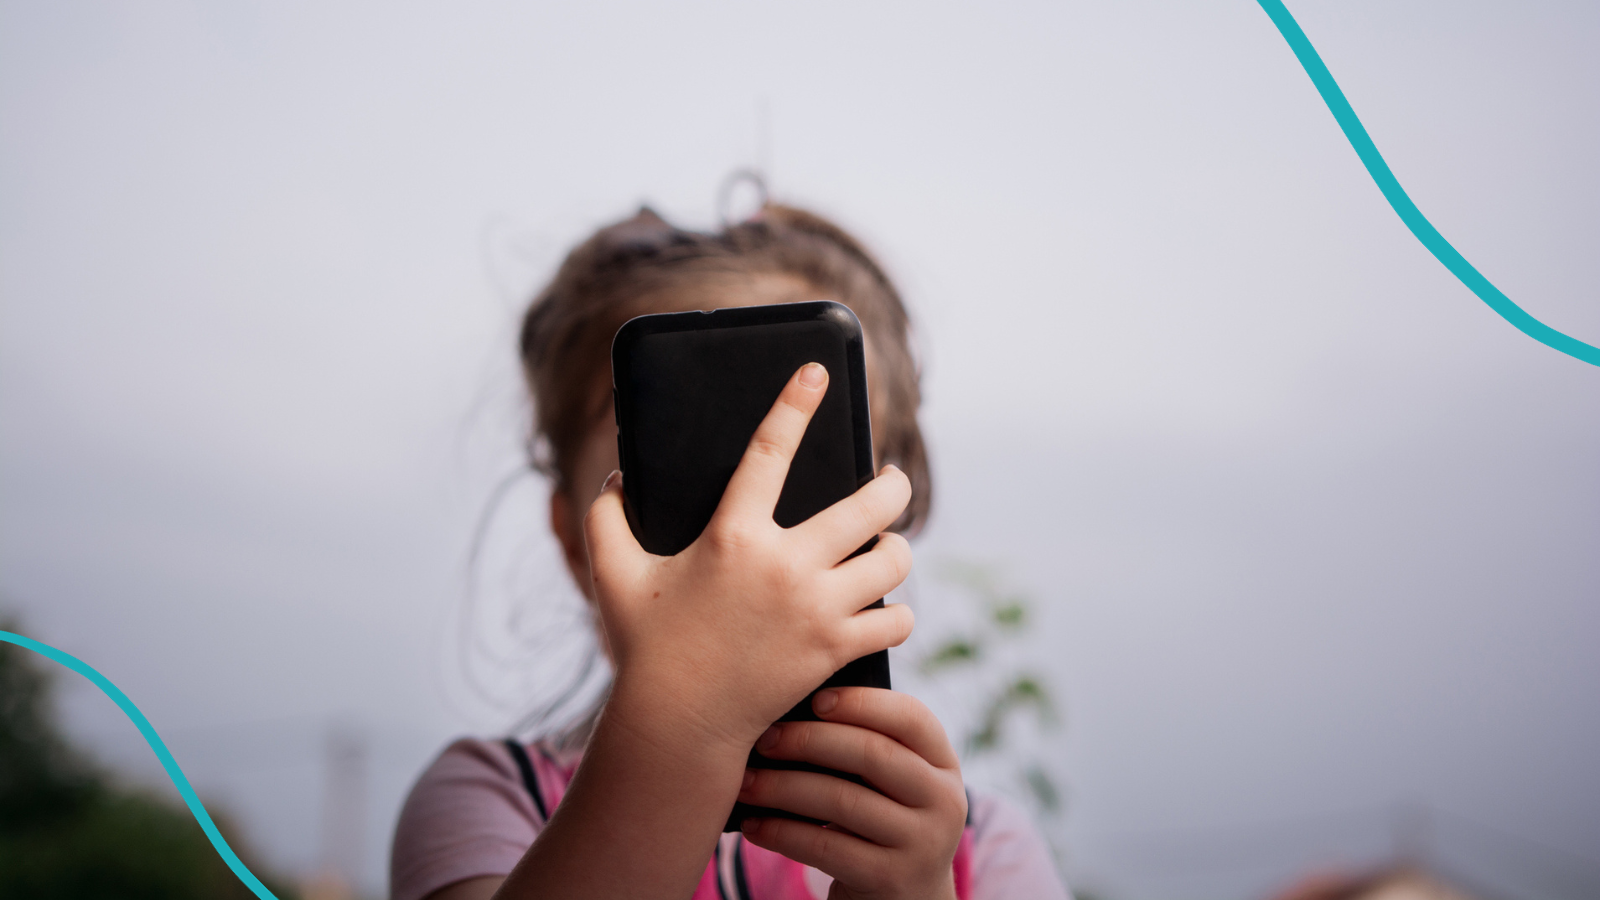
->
[0,615,299,899]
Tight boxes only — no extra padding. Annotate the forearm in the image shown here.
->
[492,676,750,900]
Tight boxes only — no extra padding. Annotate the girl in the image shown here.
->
[391,202,1069,900]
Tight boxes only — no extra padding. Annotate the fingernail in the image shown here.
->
[741,768,756,790]
[757,726,780,751]
[813,689,839,715]
[879,463,901,476]
[601,470,621,490]
[798,362,826,388]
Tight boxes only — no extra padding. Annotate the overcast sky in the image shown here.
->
[2,1,1597,897]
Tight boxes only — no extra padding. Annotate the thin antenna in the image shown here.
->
[306,721,368,900]
[756,96,772,184]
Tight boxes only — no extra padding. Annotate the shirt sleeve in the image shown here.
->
[967,791,1073,900]
[389,738,542,900]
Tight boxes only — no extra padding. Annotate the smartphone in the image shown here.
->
[610,300,892,832]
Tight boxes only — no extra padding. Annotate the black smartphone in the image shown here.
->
[610,299,892,833]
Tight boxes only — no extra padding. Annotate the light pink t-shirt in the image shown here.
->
[390,737,1070,900]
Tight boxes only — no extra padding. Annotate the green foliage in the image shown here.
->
[968,675,1056,754]
[1023,765,1061,814]
[991,601,1027,630]
[0,621,99,831]
[921,562,1065,825]
[934,560,1030,632]
[921,639,981,673]
[0,616,300,899]
[0,791,296,900]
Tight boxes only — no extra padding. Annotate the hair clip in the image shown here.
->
[717,169,769,227]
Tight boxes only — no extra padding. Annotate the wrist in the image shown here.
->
[505,663,752,898]
[605,668,756,763]
[889,871,958,900]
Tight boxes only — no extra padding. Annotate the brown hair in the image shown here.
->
[518,202,932,534]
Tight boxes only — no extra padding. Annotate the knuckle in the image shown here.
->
[746,431,788,462]
[777,557,811,595]
[786,723,814,758]
[851,494,882,534]
[930,776,967,825]
[886,532,914,570]
[807,608,835,644]
[833,686,866,717]
[745,769,774,802]
[827,622,865,668]
[813,825,843,860]
[705,516,757,552]
[581,499,608,532]
[858,858,891,892]
[792,592,828,634]
[820,632,851,671]
[896,691,932,721]
[832,779,861,819]
[878,545,909,585]
[862,734,895,776]
[891,604,916,644]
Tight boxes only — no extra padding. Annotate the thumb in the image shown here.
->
[583,470,645,600]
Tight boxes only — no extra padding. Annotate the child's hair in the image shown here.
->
[518,202,932,534]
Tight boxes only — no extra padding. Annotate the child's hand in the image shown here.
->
[736,687,967,900]
[583,362,916,754]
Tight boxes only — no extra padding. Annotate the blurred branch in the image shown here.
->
[1025,765,1061,814]
[968,674,1057,755]
[920,638,981,674]
[921,561,1066,824]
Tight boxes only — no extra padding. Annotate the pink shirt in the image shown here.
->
[391,737,1070,900]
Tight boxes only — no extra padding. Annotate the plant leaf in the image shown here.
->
[991,600,1027,629]
[921,638,981,673]
[1024,764,1061,813]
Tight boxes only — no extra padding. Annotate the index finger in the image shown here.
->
[811,687,960,770]
[713,362,829,524]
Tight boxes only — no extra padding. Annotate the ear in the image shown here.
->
[549,489,595,601]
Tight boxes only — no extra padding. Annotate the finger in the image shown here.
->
[582,470,647,595]
[744,815,961,899]
[755,720,942,808]
[835,602,915,663]
[713,363,828,525]
[811,687,960,771]
[795,465,912,564]
[739,768,913,846]
[823,532,913,613]
[739,817,884,888]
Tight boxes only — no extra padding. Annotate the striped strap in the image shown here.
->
[503,738,550,824]
[502,738,756,899]
[714,832,753,900]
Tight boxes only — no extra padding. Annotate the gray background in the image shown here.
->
[2,1,1596,897]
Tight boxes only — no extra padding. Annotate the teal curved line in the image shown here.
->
[0,630,280,900]
[1,15,1589,895]
[1256,0,1600,367]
